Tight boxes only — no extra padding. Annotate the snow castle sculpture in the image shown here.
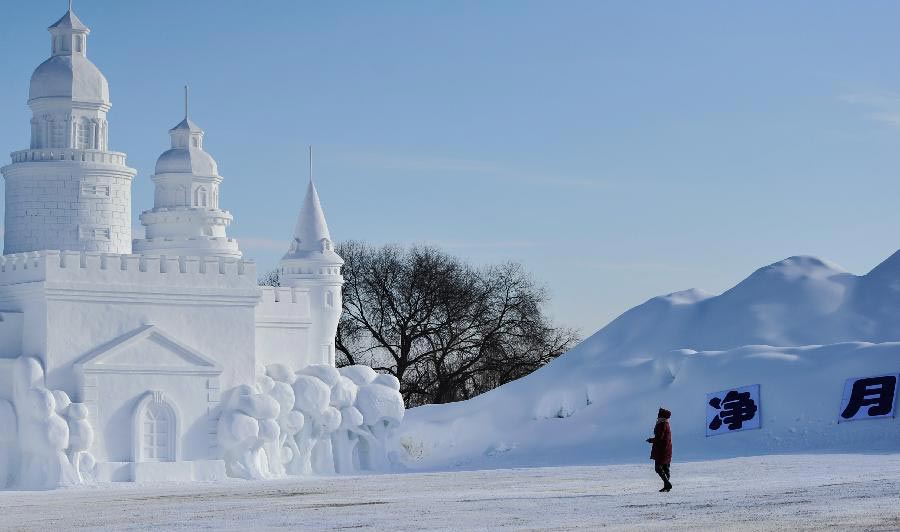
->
[0,7,403,489]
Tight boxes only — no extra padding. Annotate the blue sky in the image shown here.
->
[2,1,900,335]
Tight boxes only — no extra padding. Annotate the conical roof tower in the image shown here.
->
[279,154,344,366]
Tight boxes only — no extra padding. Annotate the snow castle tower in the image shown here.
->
[133,91,241,258]
[0,6,404,490]
[1,6,136,254]
[279,179,344,366]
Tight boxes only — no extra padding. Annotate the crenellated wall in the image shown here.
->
[255,285,318,372]
[0,250,256,289]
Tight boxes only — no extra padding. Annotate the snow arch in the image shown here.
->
[132,391,180,463]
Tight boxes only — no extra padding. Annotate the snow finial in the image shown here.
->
[309,145,313,184]
[184,85,189,120]
[69,0,73,12]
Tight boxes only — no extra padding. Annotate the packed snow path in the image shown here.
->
[0,454,898,531]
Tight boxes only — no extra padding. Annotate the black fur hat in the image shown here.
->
[658,408,671,419]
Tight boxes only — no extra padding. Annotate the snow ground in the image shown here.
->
[1,454,899,531]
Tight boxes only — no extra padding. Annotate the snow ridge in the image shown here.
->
[393,251,900,471]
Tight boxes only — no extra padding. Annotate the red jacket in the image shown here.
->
[650,420,672,464]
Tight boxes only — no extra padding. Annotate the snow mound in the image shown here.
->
[392,251,900,470]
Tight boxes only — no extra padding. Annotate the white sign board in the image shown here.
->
[706,384,761,436]
[838,374,899,422]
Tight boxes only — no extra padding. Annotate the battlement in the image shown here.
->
[257,285,311,320]
[0,250,257,289]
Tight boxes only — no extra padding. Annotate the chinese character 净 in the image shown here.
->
[709,390,758,431]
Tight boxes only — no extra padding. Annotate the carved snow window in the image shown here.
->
[81,184,110,197]
[75,121,91,149]
[134,392,179,463]
[78,225,111,241]
[173,185,187,206]
[194,186,208,208]
[50,120,65,148]
[142,404,174,461]
[326,291,335,308]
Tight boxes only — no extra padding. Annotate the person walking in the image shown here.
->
[646,407,672,492]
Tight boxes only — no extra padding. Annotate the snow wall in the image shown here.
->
[392,252,900,470]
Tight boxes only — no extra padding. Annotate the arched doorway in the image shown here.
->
[133,391,179,463]
[141,403,174,461]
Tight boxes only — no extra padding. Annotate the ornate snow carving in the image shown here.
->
[217,379,281,480]
[9,356,95,490]
[215,363,404,480]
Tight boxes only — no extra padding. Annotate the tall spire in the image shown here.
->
[284,180,335,259]
[283,145,340,259]
[169,86,203,145]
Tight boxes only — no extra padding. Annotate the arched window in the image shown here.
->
[75,121,90,149]
[132,391,179,463]
[326,291,334,308]
[142,403,173,461]
[194,186,208,207]
[192,137,199,148]
[48,119,65,148]
[176,185,188,206]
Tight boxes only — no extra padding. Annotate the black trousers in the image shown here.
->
[655,462,671,485]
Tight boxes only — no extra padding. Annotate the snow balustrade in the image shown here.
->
[10,148,128,165]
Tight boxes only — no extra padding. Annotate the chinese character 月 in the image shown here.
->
[841,376,897,419]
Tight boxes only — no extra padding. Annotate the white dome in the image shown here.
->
[155,148,219,176]
[29,54,109,104]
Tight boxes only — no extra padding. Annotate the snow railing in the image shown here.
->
[0,251,257,287]
[10,149,129,166]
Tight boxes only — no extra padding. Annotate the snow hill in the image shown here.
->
[391,252,900,470]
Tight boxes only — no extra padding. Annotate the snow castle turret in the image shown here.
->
[1,6,136,254]
[280,180,344,365]
[132,91,241,259]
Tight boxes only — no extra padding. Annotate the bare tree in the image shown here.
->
[335,241,579,407]
[258,269,281,287]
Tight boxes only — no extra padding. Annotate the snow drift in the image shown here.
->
[392,252,900,470]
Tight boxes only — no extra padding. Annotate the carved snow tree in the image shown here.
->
[335,241,579,407]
